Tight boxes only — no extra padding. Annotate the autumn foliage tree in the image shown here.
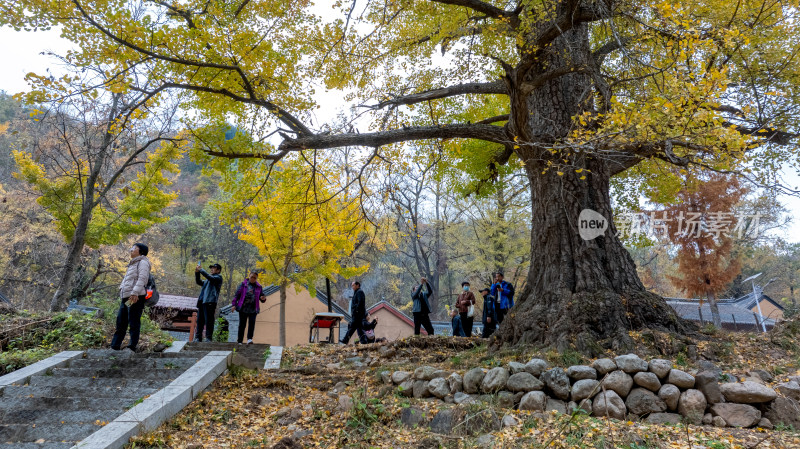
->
[663,175,747,328]
[210,151,368,346]
[7,0,799,352]
[12,80,183,311]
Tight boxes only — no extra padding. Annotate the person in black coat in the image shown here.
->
[194,262,223,342]
[479,287,498,338]
[411,277,435,335]
[340,281,367,344]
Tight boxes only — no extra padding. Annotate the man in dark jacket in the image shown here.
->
[479,288,497,338]
[194,262,223,342]
[411,278,435,335]
[340,281,367,344]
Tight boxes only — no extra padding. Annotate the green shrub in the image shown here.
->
[213,316,228,342]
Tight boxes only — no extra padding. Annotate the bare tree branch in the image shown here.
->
[367,81,507,109]
[279,124,509,151]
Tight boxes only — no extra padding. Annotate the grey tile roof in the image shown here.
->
[152,294,198,311]
[666,299,776,326]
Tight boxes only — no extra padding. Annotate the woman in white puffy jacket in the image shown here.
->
[111,242,151,351]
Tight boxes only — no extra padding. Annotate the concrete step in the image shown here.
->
[27,375,169,391]
[82,349,209,360]
[0,396,133,412]
[0,409,124,425]
[67,357,197,371]
[184,342,268,352]
[47,368,183,382]
[1,385,159,399]
[0,442,75,449]
[0,423,101,442]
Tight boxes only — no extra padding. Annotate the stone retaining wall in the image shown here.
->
[380,353,800,429]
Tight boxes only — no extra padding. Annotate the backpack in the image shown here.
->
[144,274,159,307]
[364,329,376,342]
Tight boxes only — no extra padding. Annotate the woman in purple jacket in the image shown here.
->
[232,271,267,344]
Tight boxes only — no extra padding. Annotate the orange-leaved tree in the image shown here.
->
[664,175,747,328]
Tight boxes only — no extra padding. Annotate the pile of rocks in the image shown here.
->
[380,354,800,429]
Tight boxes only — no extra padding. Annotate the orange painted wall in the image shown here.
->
[369,307,415,341]
[752,300,784,321]
[249,285,343,346]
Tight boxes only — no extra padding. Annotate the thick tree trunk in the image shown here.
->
[494,164,691,355]
[494,19,691,355]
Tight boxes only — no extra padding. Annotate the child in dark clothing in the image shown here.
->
[362,314,378,343]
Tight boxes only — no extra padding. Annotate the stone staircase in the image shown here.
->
[0,349,207,448]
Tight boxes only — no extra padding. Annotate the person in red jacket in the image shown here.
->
[455,281,476,337]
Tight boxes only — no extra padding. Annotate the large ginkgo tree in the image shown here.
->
[5,0,799,353]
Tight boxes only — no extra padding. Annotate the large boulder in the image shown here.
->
[625,388,667,416]
[593,391,627,420]
[507,362,527,375]
[413,380,431,398]
[658,384,680,411]
[392,371,412,384]
[432,369,451,380]
[614,354,648,373]
[571,379,601,402]
[481,367,510,393]
[496,391,515,409]
[592,358,617,375]
[678,389,707,424]
[454,392,476,405]
[540,368,570,400]
[519,391,547,411]
[695,370,723,404]
[463,368,486,394]
[414,366,439,381]
[506,372,544,393]
[776,381,800,401]
[668,369,695,389]
[747,369,773,383]
[764,396,800,429]
[428,378,451,399]
[710,403,761,428]
[645,413,682,425]
[448,372,463,395]
[430,407,465,435]
[525,358,549,377]
[633,372,661,392]
[602,370,634,397]
[546,398,567,414]
[568,399,592,415]
[648,359,672,379]
[401,407,427,428]
[567,365,597,381]
[720,381,777,403]
[398,379,414,397]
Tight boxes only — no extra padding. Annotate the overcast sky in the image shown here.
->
[1,25,798,243]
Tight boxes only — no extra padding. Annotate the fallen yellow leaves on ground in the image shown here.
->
[129,332,800,449]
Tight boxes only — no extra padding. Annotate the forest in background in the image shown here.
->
[1,89,799,321]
